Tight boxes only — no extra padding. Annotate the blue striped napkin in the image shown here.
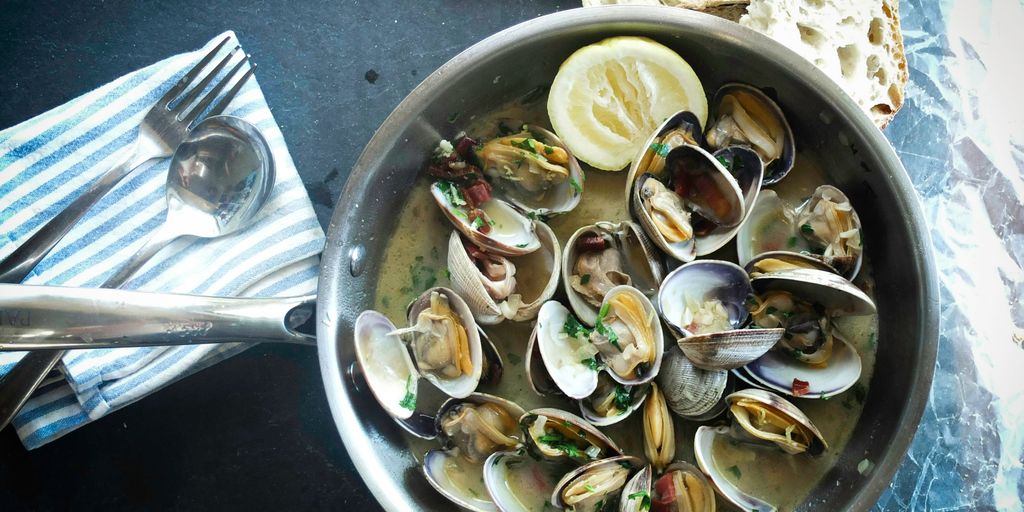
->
[0,32,325,449]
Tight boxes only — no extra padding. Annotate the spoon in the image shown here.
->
[0,115,276,429]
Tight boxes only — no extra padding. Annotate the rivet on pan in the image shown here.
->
[348,244,366,276]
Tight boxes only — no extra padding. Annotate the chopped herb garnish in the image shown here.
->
[787,236,798,248]
[649,142,670,157]
[452,209,468,220]
[613,384,632,413]
[430,245,439,260]
[511,137,538,154]
[801,223,814,234]
[437,180,466,206]
[415,255,423,262]
[471,216,486,230]
[381,296,390,308]
[498,121,514,135]
[868,332,877,349]
[398,375,416,410]
[716,155,730,168]
[727,465,742,479]
[443,268,451,280]
[628,491,652,511]
[581,357,602,371]
[515,243,529,248]
[447,111,460,123]
[542,499,556,511]
[766,306,778,315]
[820,393,829,400]
[506,352,522,365]
[538,431,581,458]
[585,484,596,492]
[580,273,591,285]
[544,145,554,154]
[527,211,538,220]
[853,383,868,403]
[569,177,582,195]
[594,303,620,349]
[594,500,605,512]
[563,315,591,338]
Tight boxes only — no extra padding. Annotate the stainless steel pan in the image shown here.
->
[317,7,938,511]
[0,7,937,510]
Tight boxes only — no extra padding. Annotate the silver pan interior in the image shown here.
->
[317,7,939,511]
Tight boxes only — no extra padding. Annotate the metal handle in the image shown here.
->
[0,146,149,284]
[0,284,317,351]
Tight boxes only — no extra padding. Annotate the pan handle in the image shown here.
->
[0,284,317,351]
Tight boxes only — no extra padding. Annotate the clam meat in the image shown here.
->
[794,185,863,277]
[569,233,632,308]
[727,389,827,455]
[476,129,571,194]
[704,83,795,185]
[439,401,521,464]
[557,461,632,511]
[748,291,837,365]
[642,383,675,471]
[589,287,660,383]
[392,291,474,379]
[651,462,716,512]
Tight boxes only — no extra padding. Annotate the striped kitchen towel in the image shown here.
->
[0,32,325,449]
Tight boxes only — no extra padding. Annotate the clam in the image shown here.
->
[423,394,527,512]
[627,111,706,198]
[532,287,664,401]
[628,143,746,262]
[448,221,561,325]
[385,287,484,399]
[693,426,776,512]
[726,388,827,455]
[704,83,795,185]
[650,461,716,512]
[563,221,664,325]
[483,450,575,512]
[737,186,864,279]
[793,185,864,278]
[744,250,840,276]
[431,180,541,257]
[475,124,585,218]
[657,260,783,370]
[551,455,642,511]
[579,374,650,427]
[656,346,728,420]
[741,266,873,396]
[642,383,674,471]
[620,465,654,512]
[521,408,623,464]
[352,310,437,438]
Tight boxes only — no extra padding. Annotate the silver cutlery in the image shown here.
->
[0,35,253,284]
[0,114,273,429]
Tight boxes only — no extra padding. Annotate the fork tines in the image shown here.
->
[161,35,256,126]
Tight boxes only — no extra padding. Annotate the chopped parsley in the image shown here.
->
[471,216,486,230]
[511,138,538,154]
[538,431,581,458]
[727,465,742,479]
[447,111,460,123]
[787,236,799,248]
[515,243,529,248]
[801,223,815,235]
[569,177,582,195]
[716,155,730,168]
[584,484,596,492]
[852,383,868,403]
[506,352,522,365]
[868,332,877,349]
[649,142,670,157]
[544,145,554,154]
[627,491,652,511]
[381,296,391,308]
[580,273,591,285]
[613,384,632,413]
[437,180,466,206]
[398,375,416,410]
[593,500,605,512]
[563,314,591,338]
[594,302,620,349]
[766,306,778,315]
[581,357,602,371]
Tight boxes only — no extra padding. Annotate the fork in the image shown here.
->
[0,35,254,284]
[0,36,256,430]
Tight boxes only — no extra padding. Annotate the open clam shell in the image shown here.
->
[625,110,707,206]
[655,346,728,420]
[794,185,864,279]
[435,393,527,463]
[525,326,562,397]
[650,461,716,512]
[562,220,664,325]
[618,464,653,512]
[431,181,541,257]
[422,449,497,512]
[521,408,623,464]
[477,124,585,218]
[741,330,863,398]
[658,260,782,370]
[533,301,601,399]
[448,221,561,325]
[750,267,876,316]
[579,375,650,427]
[642,383,674,472]
[695,145,765,256]
[735,189,803,266]
[726,388,828,455]
[353,310,437,438]
[594,286,664,386]
[705,83,795,186]
[399,287,484,399]
[694,426,776,512]
[483,450,575,512]
[630,145,745,263]
[551,455,643,510]
[745,250,840,276]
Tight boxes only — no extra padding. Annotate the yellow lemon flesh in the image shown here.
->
[547,36,708,171]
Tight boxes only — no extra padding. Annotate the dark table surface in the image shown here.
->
[0,1,561,509]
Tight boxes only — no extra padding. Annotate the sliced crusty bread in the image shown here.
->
[580,0,908,128]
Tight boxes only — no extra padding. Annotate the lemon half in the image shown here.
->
[547,37,708,171]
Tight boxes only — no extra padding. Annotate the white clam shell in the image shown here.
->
[578,379,650,427]
[353,310,421,420]
[431,182,540,257]
[694,426,776,512]
[422,449,496,512]
[448,222,562,325]
[618,465,653,512]
[533,301,600,399]
[551,455,642,510]
[483,450,573,512]
[726,388,828,455]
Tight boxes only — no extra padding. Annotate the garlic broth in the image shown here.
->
[371,98,876,512]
